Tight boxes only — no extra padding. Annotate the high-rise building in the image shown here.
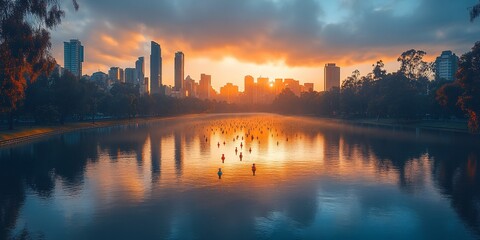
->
[244,75,255,103]
[304,83,314,92]
[184,75,198,97]
[64,39,84,78]
[125,68,135,84]
[108,67,121,81]
[150,41,162,94]
[144,77,150,95]
[435,51,459,81]
[199,74,211,99]
[119,68,125,83]
[324,63,340,91]
[274,78,285,95]
[284,78,301,96]
[135,57,145,93]
[174,52,184,91]
[220,83,239,103]
[91,71,108,89]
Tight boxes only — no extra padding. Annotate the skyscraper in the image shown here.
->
[64,39,84,78]
[125,68,135,84]
[199,74,211,99]
[244,75,255,101]
[324,63,340,91]
[135,57,145,84]
[119,68,125,83]
[174,52,185,91]
[108,67,120,81]
[135,57,145,93]
[435,50,459,81]
[150,41,162,94]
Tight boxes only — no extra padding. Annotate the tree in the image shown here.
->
[108,83,140,118]
[456,41,480,133]
[436,82,464,119]
[83,80,103,124]
[0,0,78,129]
[340,70,362,116]
[397,49,432,80]
[272,89,300,114]
[53,72,83,124]
[24,73,59,124]
[372,60,386,80]
[471,0,480,22]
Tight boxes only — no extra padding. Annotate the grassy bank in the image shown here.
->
[343,118,469,133]
[0,117,170,147]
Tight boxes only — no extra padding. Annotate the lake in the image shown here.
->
[1,113,479,239]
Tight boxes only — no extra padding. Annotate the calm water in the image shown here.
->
[1,114,479,239]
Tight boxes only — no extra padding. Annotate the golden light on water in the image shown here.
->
[75,114,444,204]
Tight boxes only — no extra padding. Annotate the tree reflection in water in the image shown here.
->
[0,114,478,239]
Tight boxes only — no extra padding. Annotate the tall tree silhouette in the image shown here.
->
[456,41,480,133]
[0,0,78,129]
[471,1,480,22]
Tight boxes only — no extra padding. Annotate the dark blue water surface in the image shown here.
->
[1,114,479,239]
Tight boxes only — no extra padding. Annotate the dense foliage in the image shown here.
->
[15,71,250,125]
[0,0,78,129]
[272,50,450,120]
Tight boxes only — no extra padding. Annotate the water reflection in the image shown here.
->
[0,114,479,239]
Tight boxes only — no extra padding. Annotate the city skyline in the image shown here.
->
[50,0,480,92]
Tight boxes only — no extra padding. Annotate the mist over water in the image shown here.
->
[1,114,479,239]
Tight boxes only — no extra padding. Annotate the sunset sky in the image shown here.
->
[51,0,480,91]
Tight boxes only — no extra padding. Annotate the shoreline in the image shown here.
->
[0,114,472,147]
[0,116,179,147]
[342,118,469,133]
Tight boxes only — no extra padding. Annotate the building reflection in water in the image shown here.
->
[0,115,479,239]
[174,129,183,177]
[150,132,161,184]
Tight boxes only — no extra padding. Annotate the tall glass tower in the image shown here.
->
[150,41,162,94]
[64,39,84,78]
[174,52,184,91]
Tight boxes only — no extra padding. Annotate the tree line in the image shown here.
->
[2,43,480,134]
[12,70,249,126]
[271,44,480,133]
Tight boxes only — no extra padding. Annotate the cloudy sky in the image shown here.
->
[51,0,480,91]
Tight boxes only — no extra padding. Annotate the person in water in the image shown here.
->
[239,152,243,161]
[252,163,256,176]
[218,168,223,179]
[221,154,225,163]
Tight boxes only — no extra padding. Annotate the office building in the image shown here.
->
[324,63,340,91]
[220,83,239,103]
[135,57,146,93]
[108,67,121,81]
[304,83,314,92]
[199,74,211,99]
[125,68,135,84]
[435,51,459,81]
[174,52,185,91]
[150,41,162,94]
[64,39,84,78]
[119,68,124,83]
[284,78,301,96]
[184,75,198,97]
